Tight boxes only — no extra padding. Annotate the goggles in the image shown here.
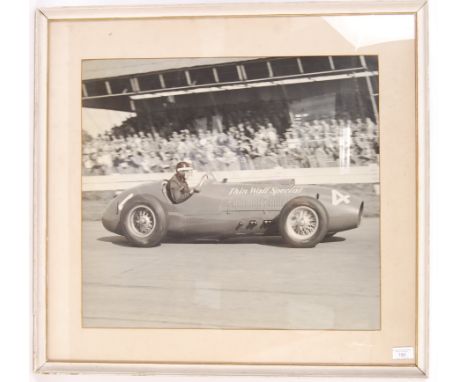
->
[176,166,193,177]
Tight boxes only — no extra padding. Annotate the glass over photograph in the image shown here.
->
[81,56,380,330]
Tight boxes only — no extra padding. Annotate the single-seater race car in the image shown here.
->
[102,173,364,248]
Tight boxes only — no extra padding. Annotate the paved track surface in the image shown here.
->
[83,218,380,329]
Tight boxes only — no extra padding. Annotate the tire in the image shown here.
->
[279,197,329,248]
[121,195,168,247]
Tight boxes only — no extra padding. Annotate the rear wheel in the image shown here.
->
[122,196,167,247]
[279,197,328,248]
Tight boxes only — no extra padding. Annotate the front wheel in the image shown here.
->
[121,196,167,247]
[279,197,329,248]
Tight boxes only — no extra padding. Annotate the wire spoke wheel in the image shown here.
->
[285,206,319,241]
[127,205,157,238]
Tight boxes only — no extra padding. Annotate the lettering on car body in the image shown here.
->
[227,186,304,211]
[228,185,303,196]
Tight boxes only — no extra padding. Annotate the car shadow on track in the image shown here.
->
[98,236,138,247]
[98,234,345,248]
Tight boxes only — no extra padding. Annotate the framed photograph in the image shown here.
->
[34,1,429,377]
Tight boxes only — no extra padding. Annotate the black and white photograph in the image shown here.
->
[81,56,380,330]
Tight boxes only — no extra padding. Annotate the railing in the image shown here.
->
[82,165,379,192]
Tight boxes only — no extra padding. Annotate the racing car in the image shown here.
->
[102,173,364,248]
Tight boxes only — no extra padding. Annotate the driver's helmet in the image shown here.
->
[175,161,193,177]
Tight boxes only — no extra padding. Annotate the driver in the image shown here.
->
[167,161,200,204]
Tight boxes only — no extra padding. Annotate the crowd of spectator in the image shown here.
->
[82,115,379,176]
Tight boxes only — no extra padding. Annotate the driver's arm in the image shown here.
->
[169,180,192,203]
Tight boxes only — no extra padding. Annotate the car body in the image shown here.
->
[102,173,364,248]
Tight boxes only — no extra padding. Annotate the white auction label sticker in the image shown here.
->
[392,346,415,360]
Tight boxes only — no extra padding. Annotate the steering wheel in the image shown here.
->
[196,174,209,190]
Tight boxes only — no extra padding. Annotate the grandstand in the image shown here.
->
[83,57,378,132]
[81,57,379,176]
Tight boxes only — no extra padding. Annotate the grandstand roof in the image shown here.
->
[82,58,252,80]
